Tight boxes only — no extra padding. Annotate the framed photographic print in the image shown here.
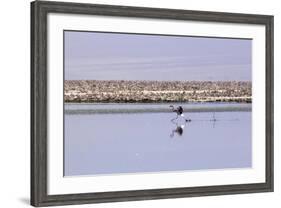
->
[31,0,274,207]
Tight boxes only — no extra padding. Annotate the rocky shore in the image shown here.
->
[64,80,252,103]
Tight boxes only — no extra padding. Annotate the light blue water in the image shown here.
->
[65,102,252,114]
[64,104,252,176]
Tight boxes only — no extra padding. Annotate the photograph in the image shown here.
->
[30,1,273,206]
[63,30,252,177]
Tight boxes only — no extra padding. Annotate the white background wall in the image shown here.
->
[0,0,279,207]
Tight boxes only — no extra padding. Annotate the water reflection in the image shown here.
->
[211,112,217,128]
[169,112,217,138]
[64,104,252,176]
[170,110,239,138]
[170,121,186,138]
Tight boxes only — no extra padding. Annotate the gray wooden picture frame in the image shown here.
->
[31,0,274,207]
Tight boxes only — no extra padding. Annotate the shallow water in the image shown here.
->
[64,103,252,176]
[65,102,251,114]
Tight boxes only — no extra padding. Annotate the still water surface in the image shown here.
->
[64,103,252,176]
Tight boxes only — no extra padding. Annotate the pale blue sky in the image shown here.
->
[64,31,252,81]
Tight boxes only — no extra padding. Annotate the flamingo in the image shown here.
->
[169,105,191,122]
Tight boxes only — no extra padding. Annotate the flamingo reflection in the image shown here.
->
[170,119,189,138]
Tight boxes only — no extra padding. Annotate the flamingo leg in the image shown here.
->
[181,114,191,122]
[171,114,178,122]
[170,130,175,138]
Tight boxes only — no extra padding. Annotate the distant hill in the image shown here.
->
[64,80,252,103]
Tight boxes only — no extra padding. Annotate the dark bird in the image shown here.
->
[169,105,191,122]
